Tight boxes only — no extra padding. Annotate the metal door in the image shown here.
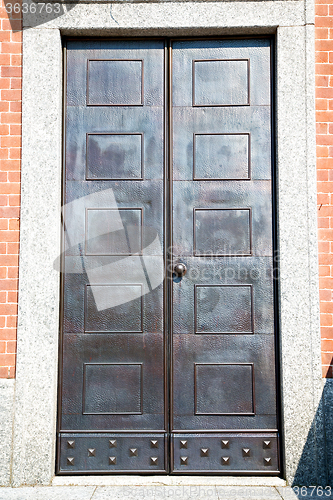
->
[57,38,279,475]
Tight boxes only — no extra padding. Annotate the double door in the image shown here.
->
[57,38,280,474]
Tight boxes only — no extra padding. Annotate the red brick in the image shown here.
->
[321,313,333,326]
[1,66,21,78]
[319,253,333,264]
[317,122,328,133]
[0,206,19,218]
[8,195,20,206]
[316,3,328,14]
[0,183,20,194]
[322,352,333,364]
[320,277,333,288]
[323,365,333,377]
[10,78,21,90]
[0,55,10,65]
[318,170,329,181]
[318,241,330,252]
[317,146,328,157]
[1,42,22,55]
[316,64,333,75]
[0,303,18,315]
[0,78,10,89]
[10,31,22,43]
[0,353,15,365]
[0,328,16,341]
[1,89,21,101]
[318,193,330,205]
[317,52,329,63]
[6,341,16,354]
[6,316,17,328]
[0,147,8,160]
[318,205,333,216]
[0,124,9,135]
[318,88,333,99]
[316,28,329,39]
[319,228,333,241]
[320,264,331,275]
[317,181,333,191]
[0,342,6,354]
[7,243,19,254]
[322,339,333,351]
[316,75,329,86]
[9,124,21,135]
[0,159,20,171]
[1,136,20,148]
[7,267,18,279]
[0,102,9,113]
[318,217,330,228]
[1,112,21,124]
[316,99,328,110]
[9,102,21,113]
[2,19,22,31]
[9,148,20,160]
[0,317,6,328]
[0,255,18,266]
[0,367,9,378]
[317,157,333,168]
[0,230,19,242]
[321,326,333,339]
[7,292,18,303]
[10,55,22,66]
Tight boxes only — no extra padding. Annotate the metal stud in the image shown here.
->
[263,440,271,449]
[264,457,272,465]
[180,440,188,449]
[180,456,188,465]
[242,448,251,457]
[221,440,229,449]
[67,457,75,466]
[150,457,158,466]
[221,457,230,465]
[109,456,117,465]
[67,440,75,449]
[150,440,158,448]
[109,439,117,448]
[88,448,96,457]
[200,448,209,457]
[130,448,138,457]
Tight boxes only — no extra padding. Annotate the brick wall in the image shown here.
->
[0,0,22,378]
[316,0,333,378]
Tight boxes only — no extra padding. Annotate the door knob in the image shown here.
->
[174,262,187,277]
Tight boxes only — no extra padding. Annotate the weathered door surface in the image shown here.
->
[57,38,279,474]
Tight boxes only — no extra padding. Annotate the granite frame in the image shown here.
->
[0,0,329,486]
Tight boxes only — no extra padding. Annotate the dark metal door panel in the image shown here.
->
[58,38,279,475]
[171,39,279,473]
[58,40,166,474]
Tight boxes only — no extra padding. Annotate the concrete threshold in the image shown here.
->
[52,475,287,487]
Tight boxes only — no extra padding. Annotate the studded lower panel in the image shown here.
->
[58,433,167,473]
[171,433,279,473]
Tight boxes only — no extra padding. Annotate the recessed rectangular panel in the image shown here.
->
[195,364,254,415]
[194,209,251,256]
[86,134,143,180]
[83,363,142,414]
[87,60,143,106]
[195,285,253,334]
[193,59,249,106]
[85,284,143,333]
[86,208,142,256]
[194,134,250,180]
